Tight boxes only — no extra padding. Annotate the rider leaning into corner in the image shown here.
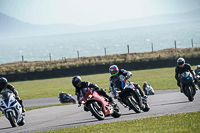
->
[175,57,199,92]
[0,77,26,113]
[72,76,116,109]
[108,65,147,108]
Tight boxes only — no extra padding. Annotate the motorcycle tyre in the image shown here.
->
[111,105,121,118]
[7,111,17,127]
[17,116,25,126]
[126,97,140,113]
[143,103,150,112]
[88,102,105,120]
[185,86,194,102]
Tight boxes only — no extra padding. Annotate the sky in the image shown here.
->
[0,0,200,26]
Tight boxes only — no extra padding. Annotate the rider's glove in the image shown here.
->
[194,78,198,84]
[15,96,20,100]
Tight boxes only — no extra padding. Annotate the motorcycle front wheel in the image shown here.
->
[126,97,140,113]
[7,111,17,127]
[88,102,105,120]
[185,86,194,101]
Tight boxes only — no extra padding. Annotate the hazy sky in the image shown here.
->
[0,0,200,26]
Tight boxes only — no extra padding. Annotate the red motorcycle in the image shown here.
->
[79,88,121,120]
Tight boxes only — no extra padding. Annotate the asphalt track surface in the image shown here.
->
[0,89,200,133]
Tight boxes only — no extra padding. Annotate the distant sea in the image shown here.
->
[0,22,200,65]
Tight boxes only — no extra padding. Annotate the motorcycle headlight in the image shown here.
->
[87,94,93,100]
[81,101,85,104]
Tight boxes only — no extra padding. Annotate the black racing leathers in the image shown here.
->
[175,63,196,87]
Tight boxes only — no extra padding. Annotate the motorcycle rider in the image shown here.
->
[195,65,200,87]
[108,65,147,108]
[175,58,198,92]
[143,81,152,95]
[0,77,26,113]
[72,76,116,107]
[195,65,200,75]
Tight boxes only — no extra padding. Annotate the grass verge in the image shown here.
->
[37,111,200,133]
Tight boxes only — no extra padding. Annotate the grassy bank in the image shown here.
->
[0,47,200,75]
[37,111,200,133]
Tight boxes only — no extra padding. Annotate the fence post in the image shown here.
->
[22,55,24,66]
[127,45,129,54]
[104,48,106,56]
[49,53,51,61]
[191,39,193,47]
[77,51,79,59]
[174,40,176,49]
[151,43,153,52]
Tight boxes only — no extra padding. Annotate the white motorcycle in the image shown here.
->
[0,91,25,127]
[144,84,155,95]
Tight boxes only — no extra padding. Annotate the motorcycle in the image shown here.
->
[58,92,76,104]
[144,84,155,95]
[180,72,196,101]
[79,87,121,120]
[196,71,200,89]
[111,76,150,113]
[0,91,25,127]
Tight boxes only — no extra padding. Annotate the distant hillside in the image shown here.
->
[0,8,200,39]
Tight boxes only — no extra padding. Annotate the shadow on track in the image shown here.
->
[0,127,13,130]
[53,117,117,128]
[161,101,190,106]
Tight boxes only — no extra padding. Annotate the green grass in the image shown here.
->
[10,65,197,100]
[37,111,200,133]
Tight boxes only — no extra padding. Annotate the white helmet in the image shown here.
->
[197,65,200,69]
[177,58,185,66]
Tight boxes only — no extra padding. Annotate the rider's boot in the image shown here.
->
[180,87,183,93]
[18,99,26,113]
[108,97,117,107]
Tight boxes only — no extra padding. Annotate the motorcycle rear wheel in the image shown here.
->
[111,105,121,118]
[17,116,25,126]
[88,102,105,120]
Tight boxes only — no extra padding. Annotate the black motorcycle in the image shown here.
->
[58,92,76,104]
[111,76,150,113]
[180,72,196,101]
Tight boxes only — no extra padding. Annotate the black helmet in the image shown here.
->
[177,58,185,67]
[0,77,8,89]
[72,76,82,87]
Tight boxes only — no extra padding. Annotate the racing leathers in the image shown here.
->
[109,69,146,107]
[175,63,198,91]
[0,84,26,113]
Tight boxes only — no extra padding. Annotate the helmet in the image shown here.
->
[144,81,147,85]
[0,77,8,89]
[197,65,200,69]
[109,65,119,76]
[177,58,185,67]
[72,76,82,87]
